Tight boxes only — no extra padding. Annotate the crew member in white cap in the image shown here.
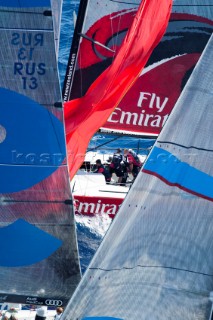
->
[35,306,48,320]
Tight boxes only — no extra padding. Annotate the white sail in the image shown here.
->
[62,33,213,320]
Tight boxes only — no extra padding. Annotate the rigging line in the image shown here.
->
[98,190,129,194]
[25,223,72,227]
[157,141,213,153]
[109,0,140,5]
[109,1,213,6]
[109,4,115,58]
[0,27,53,31]
[46,109,67,157]
[90,265,213,277]
[0,163,67,167]
[0,27,54,33]
[99,129,157,139]
[78,32,84,99]
[109,2,122,62]
[79,33,115,53]
[93,146,151,151]
[0,9,50,15]
[173,5,213,6]
[87,135,123,152]
[95,0,146,104]
[2,200,67,204]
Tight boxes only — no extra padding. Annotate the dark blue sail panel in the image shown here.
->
[0,219,62,267]
[0,1,80,307]
[0,88,65,193]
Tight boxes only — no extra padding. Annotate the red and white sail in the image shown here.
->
[64,0,172,180]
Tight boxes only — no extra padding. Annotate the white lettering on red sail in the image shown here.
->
[73,196,123,218]
[107,90,170,131]
[105,54,200,135]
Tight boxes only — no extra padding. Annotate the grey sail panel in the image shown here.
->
[62,35,213,319]
[0,0,81,306]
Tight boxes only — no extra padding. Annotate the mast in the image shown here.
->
[62,0,88,102]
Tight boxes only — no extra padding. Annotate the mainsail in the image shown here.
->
[62,32,213,320]
[64,0,213,136]
[0,0,81,306]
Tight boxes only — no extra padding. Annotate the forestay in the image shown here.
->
[62,34,213,319]
[0,0,81,306]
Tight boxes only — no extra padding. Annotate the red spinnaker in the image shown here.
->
[65,0,172,180]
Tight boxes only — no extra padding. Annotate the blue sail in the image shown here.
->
[0,0,81,306]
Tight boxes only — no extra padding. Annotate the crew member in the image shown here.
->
[123,149,141,180]
[109,148,124,184]
[93,159,111,183]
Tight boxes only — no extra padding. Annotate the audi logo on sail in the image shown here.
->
[45,299,63,306]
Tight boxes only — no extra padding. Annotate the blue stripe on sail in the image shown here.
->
[0,88,65,193]
[143,146,213,201]
[0,219,62,267]
[0,0,50,7]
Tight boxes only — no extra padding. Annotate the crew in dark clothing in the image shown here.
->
[93,159,111,183]
[123,149,142,180]
[109,148,124,184]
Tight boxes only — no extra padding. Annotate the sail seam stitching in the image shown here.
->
[90,266,213,277]
[0,10,50,14]
[157,141,213,152]
[0,27,52,31]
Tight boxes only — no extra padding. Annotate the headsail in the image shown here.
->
[0,0,81,306]
[64,0,213,137]
[62,33,213,320]
[64,0,172,180]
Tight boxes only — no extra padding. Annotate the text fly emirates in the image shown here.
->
[107,91,169,128]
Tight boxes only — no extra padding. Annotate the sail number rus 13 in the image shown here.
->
[11,32,46,90]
